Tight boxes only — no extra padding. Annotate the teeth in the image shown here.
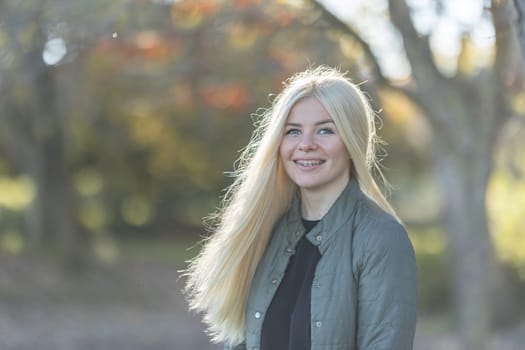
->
[295,160,324,167]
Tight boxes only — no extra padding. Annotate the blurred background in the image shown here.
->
[0,0,524,349]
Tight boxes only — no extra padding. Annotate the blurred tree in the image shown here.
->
[512,0,525,71]
[1,0,359,258]
[74,0,356,233]
[0,0,84,264]
[0,0,128,264]
[310,0,524,349]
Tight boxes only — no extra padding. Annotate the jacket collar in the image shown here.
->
[284,177,361,254]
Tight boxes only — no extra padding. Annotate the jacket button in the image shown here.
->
[295,231,301,237]
[254,312,261,319]
[315,321,322,327]
[286,247,295,253]
[315,235,322,242]
[271,278,278,284]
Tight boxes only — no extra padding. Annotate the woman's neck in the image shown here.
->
[299,178,349,220]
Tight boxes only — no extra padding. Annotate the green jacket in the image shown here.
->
[228,178,417,350]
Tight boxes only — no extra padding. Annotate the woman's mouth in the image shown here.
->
[294,159,325,167]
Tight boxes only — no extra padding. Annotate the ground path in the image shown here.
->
[0,257,523,350]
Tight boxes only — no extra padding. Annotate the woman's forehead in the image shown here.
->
[286,97,332,124]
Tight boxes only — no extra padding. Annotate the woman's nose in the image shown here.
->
[298,133,317,151]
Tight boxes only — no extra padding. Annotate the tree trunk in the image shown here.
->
[26,127,85,263]
[433,148,493,350]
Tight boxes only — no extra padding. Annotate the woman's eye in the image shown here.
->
[285,129,301,135]
[318,128,335,135]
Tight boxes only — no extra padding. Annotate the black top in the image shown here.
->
[260,219,321,350]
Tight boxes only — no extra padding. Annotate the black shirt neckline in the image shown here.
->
[302,219,320,233]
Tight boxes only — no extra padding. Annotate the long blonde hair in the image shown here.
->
[183,66,398,346]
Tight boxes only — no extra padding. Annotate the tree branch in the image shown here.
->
[387,0,443,92]
[308,0,389,84]
[512,0,525,72]
[491,0,522,129]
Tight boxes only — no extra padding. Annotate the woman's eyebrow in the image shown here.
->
[285,119,334,127]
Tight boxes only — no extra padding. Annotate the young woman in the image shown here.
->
[184,66,418,350]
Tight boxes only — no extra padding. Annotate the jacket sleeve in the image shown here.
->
[355,218,418,350]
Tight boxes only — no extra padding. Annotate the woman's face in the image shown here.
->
[279,97,351,196]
